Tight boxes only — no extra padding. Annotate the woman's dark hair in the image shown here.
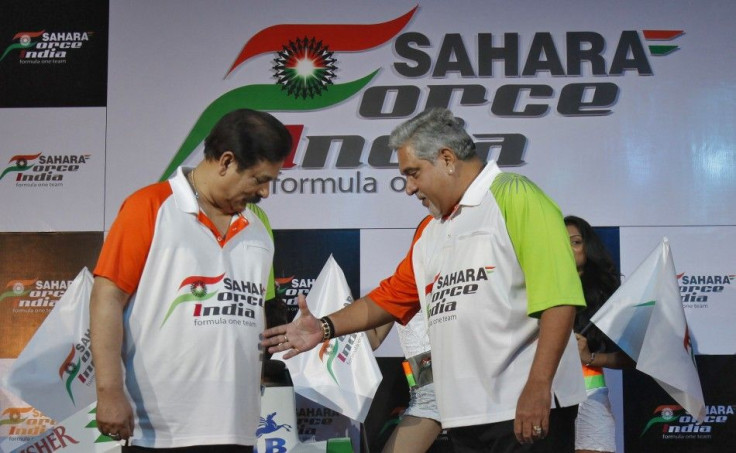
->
[565,215,621,352]
[204,109,292,170]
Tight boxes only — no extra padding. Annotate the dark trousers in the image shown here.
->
[448,405,578,453]
[123,445,253,453]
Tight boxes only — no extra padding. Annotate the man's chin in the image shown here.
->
[230,197,261,213]
[426,204,442,219]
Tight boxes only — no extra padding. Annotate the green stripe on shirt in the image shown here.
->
[490,173,586,317]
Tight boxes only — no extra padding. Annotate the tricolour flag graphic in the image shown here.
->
[226,6,417,76]
[275,255,382,423]
[0,153,42,180]
[590,238,706,422]
[159,8,417,180]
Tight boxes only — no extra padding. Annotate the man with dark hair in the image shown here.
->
[91,109,292,452]
[264,108,587,452]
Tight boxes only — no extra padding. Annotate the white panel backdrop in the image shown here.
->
[104,0,736,231]
[0,108,106,232]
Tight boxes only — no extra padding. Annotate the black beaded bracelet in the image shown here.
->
[319,316,335,341]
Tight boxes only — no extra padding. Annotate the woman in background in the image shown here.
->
[367,317,442,453]
[565,215,635,453]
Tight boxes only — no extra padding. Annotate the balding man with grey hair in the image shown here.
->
[264,108,587,452]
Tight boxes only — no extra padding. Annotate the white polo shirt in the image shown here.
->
[95,167,275,448]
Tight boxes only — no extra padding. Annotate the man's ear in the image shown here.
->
[438,147,457,166]
[219,151,235,174]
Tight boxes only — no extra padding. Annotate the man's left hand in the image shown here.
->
[514,379,551,444]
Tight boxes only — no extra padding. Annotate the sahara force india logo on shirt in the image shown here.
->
[426,266,495,323]
[161,273,266,327]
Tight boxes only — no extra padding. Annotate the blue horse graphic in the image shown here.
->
[256,412,292,437]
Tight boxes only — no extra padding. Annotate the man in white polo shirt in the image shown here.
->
[90,109,292,452]
[264,108,587,452]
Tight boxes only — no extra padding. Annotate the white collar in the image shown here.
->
[457,161,502,208]
[169,166,199,214]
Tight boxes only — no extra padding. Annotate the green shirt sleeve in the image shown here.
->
[490,173,585,317]
[248,203,276,301]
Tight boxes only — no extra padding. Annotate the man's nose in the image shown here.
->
[257,184,270,199]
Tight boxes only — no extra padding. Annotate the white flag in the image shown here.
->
[276,255,382,423]
[2,268,97,422]
[590,238,706,422]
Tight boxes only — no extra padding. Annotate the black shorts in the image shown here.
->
[448,405,578,453]
[122,445,253,453]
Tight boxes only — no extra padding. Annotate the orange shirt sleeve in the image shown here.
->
[368,216,432,325]
[94,182,172,295]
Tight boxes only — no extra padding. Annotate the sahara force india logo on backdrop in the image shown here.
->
[274,275,314,319]
[641,404,735,440]
[0,152,91,187]
[678,272,734,308]
[275,275,314,305]
[0,407,56,439]
[0,30,93,64]
[0,277,74,312]
[159,6,684,196]
[5,407,120,451]
[159,7,418,181]
[161,273,265,328]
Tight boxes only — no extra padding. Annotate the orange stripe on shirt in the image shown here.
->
[368,216,432,325]
[94,182,173,295]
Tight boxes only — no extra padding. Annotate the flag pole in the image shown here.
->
[579,320,593,335]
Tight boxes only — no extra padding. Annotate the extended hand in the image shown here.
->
[262,293,324,359]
